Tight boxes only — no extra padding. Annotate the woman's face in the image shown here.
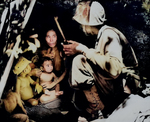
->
[45,30,57,48]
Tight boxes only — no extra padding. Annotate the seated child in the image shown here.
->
[39,57,63,104]
[13,57,43,106]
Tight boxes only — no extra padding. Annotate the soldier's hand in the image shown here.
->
[62,40,80,56]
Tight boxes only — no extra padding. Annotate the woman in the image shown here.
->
[41,29,65,76]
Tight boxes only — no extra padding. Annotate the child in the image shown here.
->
[13,57,43,106]
[39,57,63,104]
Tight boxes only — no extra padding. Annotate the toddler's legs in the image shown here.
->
[40,90,57,104]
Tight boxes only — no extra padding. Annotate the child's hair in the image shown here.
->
[40,57,53,66]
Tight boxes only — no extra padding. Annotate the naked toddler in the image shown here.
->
[39,57,63,104]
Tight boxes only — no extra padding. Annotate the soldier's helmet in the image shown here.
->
[73,1,106,26]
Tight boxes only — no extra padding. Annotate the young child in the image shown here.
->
[39,57,63,104]
[13,57,43,106]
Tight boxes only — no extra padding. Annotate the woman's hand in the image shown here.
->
[29,68,42,77]
[42,48,55,58]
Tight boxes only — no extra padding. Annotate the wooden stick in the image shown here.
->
[54,16,66,42]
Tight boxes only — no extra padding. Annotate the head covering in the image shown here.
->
[73,1,106,26]
[13,57,31,75]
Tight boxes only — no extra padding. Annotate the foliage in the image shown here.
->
[142,0,150,13]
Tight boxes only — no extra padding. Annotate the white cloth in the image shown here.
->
[105,95,150,122]
[92,95,150,122]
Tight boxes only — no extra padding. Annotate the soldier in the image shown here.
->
[62,0,140,121]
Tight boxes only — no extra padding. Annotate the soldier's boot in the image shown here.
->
[83,85,104,120]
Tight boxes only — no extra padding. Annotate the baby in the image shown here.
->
[39,57,63,104]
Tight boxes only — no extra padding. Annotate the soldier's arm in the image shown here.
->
[84,29,124,77]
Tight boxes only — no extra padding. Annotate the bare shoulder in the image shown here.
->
[52,72,56,77]
[17,76,23,82]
